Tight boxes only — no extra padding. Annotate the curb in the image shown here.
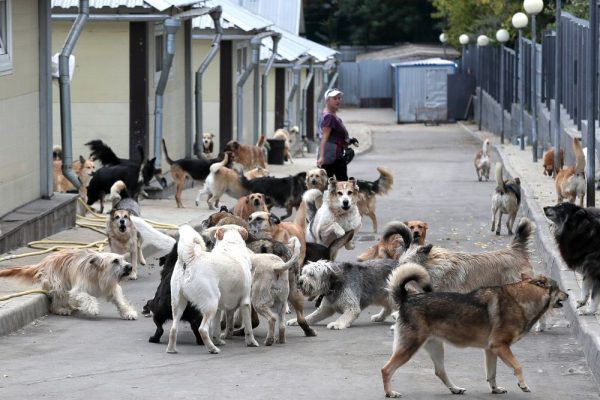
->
[458,122,600,383]
[0,293,48,337]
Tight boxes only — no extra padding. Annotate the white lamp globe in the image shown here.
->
[459,34,470,45]
[439,33,448,43]
[477,35,490,47]
[512,12,529,29]
[524,0,544,15]
[496,29,510,43]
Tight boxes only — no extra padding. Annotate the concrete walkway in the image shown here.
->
[1,108,599,381]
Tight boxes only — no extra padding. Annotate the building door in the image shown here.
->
[129,21,149,160]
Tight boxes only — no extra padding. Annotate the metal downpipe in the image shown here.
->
[59,0,89,189]
[237,31,278,143]
[301,58,314,137]
[195,7,222,155]
[260,34,281,139]
[153,18,181,168]
[287,54,311,129]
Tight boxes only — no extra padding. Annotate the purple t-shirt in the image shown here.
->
[319,112,348,162]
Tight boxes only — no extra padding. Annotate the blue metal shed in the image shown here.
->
[392,58,457,123]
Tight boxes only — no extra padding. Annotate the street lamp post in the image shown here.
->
[524,0,544,162]
[496,29,510,144]
[439,32,448,58]
[477,35,489,131]
[459,34,470,73]
[512,12,529,150]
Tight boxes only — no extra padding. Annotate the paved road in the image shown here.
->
[1,123,598,399]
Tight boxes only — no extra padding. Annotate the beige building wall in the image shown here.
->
[51,21,130,161]
[0,0,40,216]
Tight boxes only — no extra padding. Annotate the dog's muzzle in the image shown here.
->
[118,221,127,233]
[341,200,350,210]
[253,199,261,207]
[121,263,133,277]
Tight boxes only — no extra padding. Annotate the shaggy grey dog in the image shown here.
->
[287,258,397,330]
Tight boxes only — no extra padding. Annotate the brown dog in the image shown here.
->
[382,264,568,397]
[248,211,306,266]
[543,147,564,177]
[107,208,145,280]
[234,193,270,220]
[356,220,427,262]
[53,152,95,202]
[273,127,295,164]
[555,136,586,207]
[473,138,491,181]
[225,136,267,170]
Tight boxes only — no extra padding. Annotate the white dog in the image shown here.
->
[305,177,361,259]
[167,224,259,354]
[249,237,300,345]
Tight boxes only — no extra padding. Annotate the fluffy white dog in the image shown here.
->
[167,224,259,354]
[305,177,361,259]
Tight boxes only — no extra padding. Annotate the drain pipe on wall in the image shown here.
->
[259,33,281,142]
[286,54,311,129]
[58,0,89,189]
[195,6,222,156]
[237,31,277,143]
[300,57,314,137]
[153,18,181,168]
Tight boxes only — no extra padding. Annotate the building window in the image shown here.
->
[154,23,164,77]
[0,0,12,75]
[236,46,247,75]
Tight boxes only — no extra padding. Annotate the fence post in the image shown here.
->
[554,2,562,177]
[587,0,598,205]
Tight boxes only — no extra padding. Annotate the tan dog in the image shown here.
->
[556,136,586,207]
[225,136,267,170]
[273,127,295,164]
[294,167,329,231]
[249,237,300,346]
[382,264,568,398]
[202,132,215,158]
[107,208,145,280]
[196,153,269,209]
[543,147,564,177]
[474,138,491,181]
[248,211,306,265]
[53,153,95,201]
[0,249,137,319]
[234,193,270,220]
[491,162,521,235]
[356,220,427,262]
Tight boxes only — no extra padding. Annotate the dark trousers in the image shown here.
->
[323,158,348,181]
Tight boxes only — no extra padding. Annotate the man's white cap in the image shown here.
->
[324,88,343,100]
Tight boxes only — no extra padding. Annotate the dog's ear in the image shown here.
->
[215,227,224,241]
[422,222,428,229]
[269,214,281,225]
[264,196,274,209]
[520,273,533,281]
[79,155,85,164]
[235,226,249,241]
[419,244,434,255]
[328,177,337,192]
[245,196,250,204]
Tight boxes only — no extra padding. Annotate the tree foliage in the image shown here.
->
[304,0,438,46]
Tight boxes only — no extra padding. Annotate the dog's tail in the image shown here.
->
[0,265,42,283]
[131,216,177,257]
[382,221,413,250]
[85,139,121,166]
[482,138,490,154]
[256,135,267,148]
[209,152,230,174]
[509,217,535,255]
[110,180,129,207]
[495,162,505,190]
[359,167,394,196]
[177,225,206,266]
[387,262,432,306]
[161,139,174,166]
[274,237,301,273]
[573,136,585,174]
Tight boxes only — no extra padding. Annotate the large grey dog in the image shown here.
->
[287,258,397,330]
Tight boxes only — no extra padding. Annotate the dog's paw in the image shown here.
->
[327,321,348,330]
[491,386,507,394]
[518,383,530,392]
[246,338,259,347]
[578,308,598,316]
[345,241,355,250]
[214,337,226,346]
[370,314,386,323]
[128,273,138,280]
[207,346,221,354]
[53,307,73,316]
[385,390,402,398]
[166,345,178,353]
[449,386,466,394]
[121,309,138,320]
[576,299,588,308]
[286,319,298,326]
[264,337,275,346]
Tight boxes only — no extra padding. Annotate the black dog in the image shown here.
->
[142,242,204,345]
[544,202,600,315]
[86,139,165,189]
[240,172,307,220]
